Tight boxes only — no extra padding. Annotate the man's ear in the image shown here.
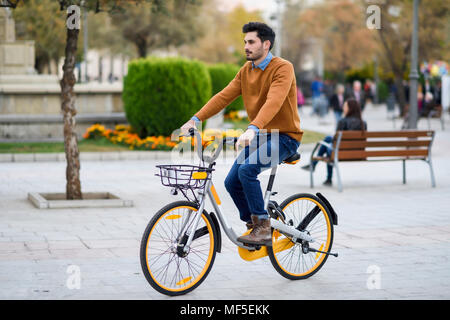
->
[264,40,271,51]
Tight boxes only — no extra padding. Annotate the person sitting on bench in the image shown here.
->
[301,98,367,186]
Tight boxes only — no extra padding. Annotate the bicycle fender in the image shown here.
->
[316,193,338,226]
[208,211,222,253]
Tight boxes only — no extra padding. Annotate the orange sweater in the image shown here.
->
[195,56,303,141]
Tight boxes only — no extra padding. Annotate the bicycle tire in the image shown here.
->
[268,193,334,280]
[140,200,217,296]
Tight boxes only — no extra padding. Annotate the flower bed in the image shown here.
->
[224,110,248,121]
[83,124,243,151]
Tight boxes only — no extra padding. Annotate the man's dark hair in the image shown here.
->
[242,22,276,50]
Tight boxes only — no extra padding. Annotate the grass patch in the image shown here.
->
[301,130,326,144]
[0,138,130,154]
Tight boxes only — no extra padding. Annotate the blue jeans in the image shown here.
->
[312,135,333,181]
[224,133,300,223]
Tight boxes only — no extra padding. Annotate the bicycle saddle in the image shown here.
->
[283,152,301,165]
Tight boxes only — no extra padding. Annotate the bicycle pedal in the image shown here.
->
[244,244,262,251]
[242,242,272,250]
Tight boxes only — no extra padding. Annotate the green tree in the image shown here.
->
[287,0,377,79]
[108,0,204,58]
[86,11,134,57]
[226,4,264,60]
[180,0,264,64]
[281,0,307,72]
[13,0,66,74]
[7,0,188,200]
[374,0,450,113]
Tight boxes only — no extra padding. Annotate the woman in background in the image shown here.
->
[302,99,367,186]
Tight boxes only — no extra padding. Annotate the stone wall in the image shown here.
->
[0,75,127,141]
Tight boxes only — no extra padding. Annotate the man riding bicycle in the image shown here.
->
[181,22,303,246]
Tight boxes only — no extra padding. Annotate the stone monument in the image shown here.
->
[0,7,35,74]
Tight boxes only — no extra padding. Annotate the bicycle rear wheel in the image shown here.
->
[268,193,334,280]
[140,201,217,296]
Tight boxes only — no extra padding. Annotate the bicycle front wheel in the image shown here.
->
[140,201,217,296]
[268,193,334,280]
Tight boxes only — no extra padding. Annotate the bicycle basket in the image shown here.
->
[155,164,214,190]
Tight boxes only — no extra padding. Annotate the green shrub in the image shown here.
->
[207,63,244,114]
[345,64,374,83]
[123,57,212,137]
[377,80,389,102]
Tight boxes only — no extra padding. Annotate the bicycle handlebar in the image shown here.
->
[182,127,237,163]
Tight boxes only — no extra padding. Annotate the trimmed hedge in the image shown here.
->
[207,63,244,114]
[123,57,212,137]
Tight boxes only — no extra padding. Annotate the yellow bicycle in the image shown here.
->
[140,128,338,296]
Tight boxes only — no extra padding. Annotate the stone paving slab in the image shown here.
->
[0,103,450,300]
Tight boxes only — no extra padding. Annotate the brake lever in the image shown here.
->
[223,137,238,146]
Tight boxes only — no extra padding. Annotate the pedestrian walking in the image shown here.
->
[329,83,345,123]
[346,80,366,112]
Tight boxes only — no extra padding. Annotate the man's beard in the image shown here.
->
[246,48,264,61]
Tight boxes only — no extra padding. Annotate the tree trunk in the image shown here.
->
[135,35,148,58]
[378,29,406,115]
[35,56,49,74]
[136,43,147,58]
[60,27,82,200]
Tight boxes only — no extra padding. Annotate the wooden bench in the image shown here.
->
[309,130,436,192]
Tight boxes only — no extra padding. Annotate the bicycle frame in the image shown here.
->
[182,166,315,254]
[179,128,316,254]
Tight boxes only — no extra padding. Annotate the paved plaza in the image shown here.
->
[1,103,450,300]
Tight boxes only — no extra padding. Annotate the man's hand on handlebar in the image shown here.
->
[235,128,256,150]
[178,118,258,161]
[180,119,197,136]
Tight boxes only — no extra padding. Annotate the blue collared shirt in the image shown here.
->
[251,51,273,71]
[192,52,274,133]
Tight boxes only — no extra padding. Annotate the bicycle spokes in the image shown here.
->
[268,194,334,279]
[141,204,216,295]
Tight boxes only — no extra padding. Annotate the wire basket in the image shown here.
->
[155,164,214,191]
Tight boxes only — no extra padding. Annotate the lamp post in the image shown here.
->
[408,0,420,129]
[83,1,88,82]
[274,0,283,57]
